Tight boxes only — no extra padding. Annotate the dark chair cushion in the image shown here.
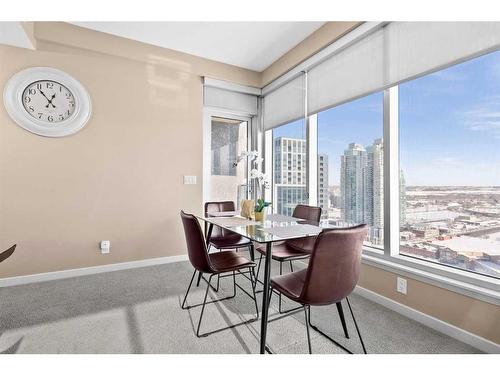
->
[270,269,307,302]
[209,234,252,249]
[256,242,310,261]
[209,251,255,273]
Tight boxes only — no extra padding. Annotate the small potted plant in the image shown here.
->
[254,198,271,221]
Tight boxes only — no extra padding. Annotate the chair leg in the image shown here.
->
[346,297,367,354]
[304,305,312,354]
[248,267,259,318]
[194,270,258,337]
[255,253,263,286]
[308,300,367,354]
[278,262,285,312]
[196,274,214,337]
[336,301,350,339]
[196,271,203,287]
[289,260,294,272]
[197,244,213,287]
[181,269,197,309]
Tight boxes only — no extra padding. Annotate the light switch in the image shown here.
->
[183,175,197,185]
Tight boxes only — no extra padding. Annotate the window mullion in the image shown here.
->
[383,86,400,256]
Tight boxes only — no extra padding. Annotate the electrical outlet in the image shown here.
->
[183,175,197,185]
[100,240,111,254]
[397,276,407,295]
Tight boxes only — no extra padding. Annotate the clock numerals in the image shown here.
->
[22,80,76,123]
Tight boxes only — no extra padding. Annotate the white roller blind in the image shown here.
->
[385,22,500,84]
[308,22,500,116]
[263,73,305,130]
[308,28,385,115]
[204,86,258,115]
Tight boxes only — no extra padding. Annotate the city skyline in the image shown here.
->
[275,49,500,187]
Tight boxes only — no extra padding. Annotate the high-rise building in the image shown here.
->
[340,143,367,225]
[340,139,384,244]
[274,137,307,216]
[318,154,329,220]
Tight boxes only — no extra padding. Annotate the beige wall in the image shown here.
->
[359,265,500,344]
[0,22,259,278]
[0,21,498,346]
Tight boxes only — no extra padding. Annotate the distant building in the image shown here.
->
[274,137,307,216]
[340,139,384,244]
[318,154,329,220]
[412,225,439,239]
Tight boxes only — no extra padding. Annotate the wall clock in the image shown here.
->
[3,67,92,137]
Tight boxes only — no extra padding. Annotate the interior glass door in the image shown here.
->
[207,116,249,207]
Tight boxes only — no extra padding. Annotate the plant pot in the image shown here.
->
[254,210,266,222]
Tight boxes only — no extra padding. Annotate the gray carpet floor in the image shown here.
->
[0,258,481,354]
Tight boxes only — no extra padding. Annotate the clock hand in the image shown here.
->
[39,90,52,103]
[45,93,57,109]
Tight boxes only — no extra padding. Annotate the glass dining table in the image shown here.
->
[193,212,324,354]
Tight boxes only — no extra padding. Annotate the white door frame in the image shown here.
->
[202,107,253,205]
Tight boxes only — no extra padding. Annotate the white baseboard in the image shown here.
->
[0,254,188,288]
[354,286,500,354]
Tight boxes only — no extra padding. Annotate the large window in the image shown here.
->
[272,119,307,216]
[317,92,384,248]
[399,50,500,279]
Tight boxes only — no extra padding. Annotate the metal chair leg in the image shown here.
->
[255,253,263,286]
[346,297,367,354]
[278,261,283,313]
[289,260,294,272]
[181,269,197,309]
[196,271,203,287]
[249,267,259,318]
[336,301,350,339]
[304,305,312,354]
[196,274,214,337]
[308,299,367,354]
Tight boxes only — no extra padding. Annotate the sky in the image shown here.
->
[274,49,500,186]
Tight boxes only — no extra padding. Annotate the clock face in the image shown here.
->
[22,80,76,123]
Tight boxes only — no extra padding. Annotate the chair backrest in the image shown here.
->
[0,244,16,263]
[286,204,322,252]
[299,224,368,305]
[293,204,322,222]
[180,211,213,273]
[204,201,236,238]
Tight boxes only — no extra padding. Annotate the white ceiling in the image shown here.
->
[0,22,34,50]
[71,22,325,71]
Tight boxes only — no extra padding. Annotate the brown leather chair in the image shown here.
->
[201,201,255,290]
[180,211,259,337]
[0,245,16,264]
[266,224,368,354]
[255,204,322,313]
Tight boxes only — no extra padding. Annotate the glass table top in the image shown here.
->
[194,213,331,243]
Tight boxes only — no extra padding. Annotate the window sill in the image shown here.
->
[361,248,500,306]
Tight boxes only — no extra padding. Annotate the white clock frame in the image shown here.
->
[3,67,92,137]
